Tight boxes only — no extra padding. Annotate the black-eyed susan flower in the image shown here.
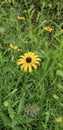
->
[3,101,9,107]
[17,52,41,72]
[44,26,53,32]
[56,117,62,123]
[17,16,25,20]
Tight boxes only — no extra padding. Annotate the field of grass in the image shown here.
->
[0,0,63,130]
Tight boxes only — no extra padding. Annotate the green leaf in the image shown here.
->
[0,112,11,126]
[11,118,18,128]
[20,116,33,123]
[17,92,25,114]
[60,103,63,107]
[56,70,63,77]
[8,106,15,120]
[0,27,5,33]
[57,84,63,92]
[11,126,22,130]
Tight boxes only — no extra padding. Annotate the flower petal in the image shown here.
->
[32,61,40,65]
[24,66,28,71]
[17,60,25,65]
[32,64,37,70]
[28,65,32,72]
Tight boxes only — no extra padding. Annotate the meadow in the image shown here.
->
[0,0,63,130]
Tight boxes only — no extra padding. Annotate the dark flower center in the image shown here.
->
[26,57,32,63]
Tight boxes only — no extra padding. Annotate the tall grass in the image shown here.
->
[0,0,63,130]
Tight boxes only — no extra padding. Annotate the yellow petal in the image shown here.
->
[21,64,25,70]
[36,58,41,61]
[32,64,37,70]
[28,65,32,72]
[33,58,41,61]
[20,55,26,59]
[17,58,25,64]
[17,61,23,65]
[33,61,40,64]
[24,66,28,71]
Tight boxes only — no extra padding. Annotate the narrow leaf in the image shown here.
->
[56,70,63,77]
[8,106,15,120]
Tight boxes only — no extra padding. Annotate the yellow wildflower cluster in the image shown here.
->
[17,16,25,20]
[3,101,9,107]
[56,117,62,123]
[60,29,63,32]
[10,44,22,52]
[5,0,11,2]
[44,26,53,32]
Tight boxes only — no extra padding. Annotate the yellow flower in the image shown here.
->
[17,16,25,20]
[44,26,53,32]
[60,29,63,32]
[53,94,59,100]
[18,48,22,52]
[5,0,11,2]
[3,101,9,107]
[10,44,18,50]
[56,117,62,123]
[17,52,41,72]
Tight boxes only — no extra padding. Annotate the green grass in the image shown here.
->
[0,0,63,130]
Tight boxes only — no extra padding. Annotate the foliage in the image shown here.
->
[0,0,63,130]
